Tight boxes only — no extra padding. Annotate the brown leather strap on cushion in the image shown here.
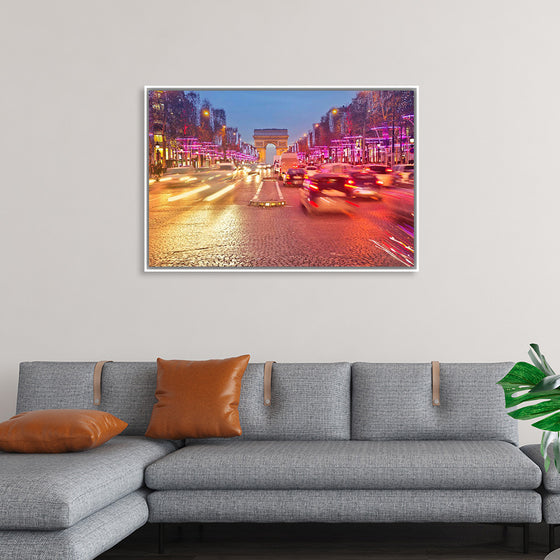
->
[432,361,440,406]
[264,361,275,406]
[93,361,113,406]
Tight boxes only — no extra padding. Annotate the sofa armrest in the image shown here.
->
[522,444,560,493]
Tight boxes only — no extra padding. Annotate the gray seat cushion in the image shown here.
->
[544,493,560,524]
[0,490,148,560]
[0,436,177,530]
[145,440,541,491]
[148,489,542,524]
[522,444,560,493]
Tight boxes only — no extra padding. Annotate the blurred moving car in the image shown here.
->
[216,162,238,178]
[284,168,305,187]
[345,171,382,200]
[383,185,415,225]
[304,165,319,177]
[362,164,394,186]
[257,163,272,177]
[319,163,355,175]
[396,170,414,187]
[300,173,358,214]
[393,164,415,186]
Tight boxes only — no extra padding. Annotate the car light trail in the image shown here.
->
[370,239,414,267]
[167,185,210,202]
[389,236,413,253]
[204,183,237,202]
[180,176,197,182]
[159,176,173,182]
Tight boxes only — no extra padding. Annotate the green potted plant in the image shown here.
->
[498,344,560,472]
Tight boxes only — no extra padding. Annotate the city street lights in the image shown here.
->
[200,109,211,164]
[221,125,227,160]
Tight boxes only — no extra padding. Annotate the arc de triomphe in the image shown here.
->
[253,129,289,162]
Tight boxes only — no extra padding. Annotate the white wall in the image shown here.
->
[1,0,558,445]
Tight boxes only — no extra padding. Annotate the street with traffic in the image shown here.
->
[148,166,414,268]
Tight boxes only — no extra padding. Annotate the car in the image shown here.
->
[216,163,236,171]
[318,163,355,175]
[344,171,382,200]
[383,182,415,225]
[393,164,415,186]
[256,162,272,177]
[215,162,239,178]
[300,173,358,214]
[303,165,319,178]
[284,167,305,187]
[396,169,414,187]
[362,164,394,186]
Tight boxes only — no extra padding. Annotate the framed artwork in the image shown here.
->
[145,87,417,271]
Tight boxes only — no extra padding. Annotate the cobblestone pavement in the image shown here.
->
[148,171,415,269]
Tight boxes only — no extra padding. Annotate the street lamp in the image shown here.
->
[332,108,338,115]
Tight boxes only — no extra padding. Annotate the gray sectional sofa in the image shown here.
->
[522,444,560,551]
[0,361,545,559]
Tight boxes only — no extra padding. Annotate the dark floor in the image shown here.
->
[99,522,552,559]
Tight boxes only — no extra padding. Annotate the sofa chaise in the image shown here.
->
[0,360,544,559]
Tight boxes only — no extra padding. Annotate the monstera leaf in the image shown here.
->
[498,344,560,471]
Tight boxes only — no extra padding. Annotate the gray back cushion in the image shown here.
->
[238,363,351,440]
[98,362,158,435]
[351,362,518,444]
[16,361,351,440]
[17,362,95,413]
[17,362,157,436]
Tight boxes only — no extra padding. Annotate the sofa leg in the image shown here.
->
[550,524,557,553]
[158,523,165,554]
[523,523,529,554]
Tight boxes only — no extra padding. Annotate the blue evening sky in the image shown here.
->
[191,89,359,145]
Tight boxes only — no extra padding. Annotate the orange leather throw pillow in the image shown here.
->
[145,355,250,439]
[0,409,127,453]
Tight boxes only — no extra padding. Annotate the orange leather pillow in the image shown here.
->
[145,355,250,439]
[0,409,127,453]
